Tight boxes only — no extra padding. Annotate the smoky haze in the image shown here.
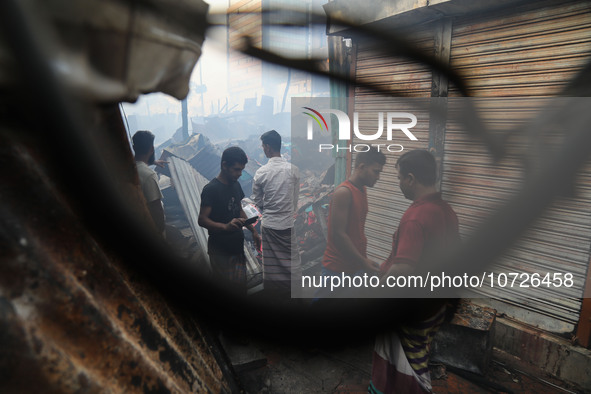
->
[121,0,330,160]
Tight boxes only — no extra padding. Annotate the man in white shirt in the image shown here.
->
[132,130,165,236]
[251,130,300,299]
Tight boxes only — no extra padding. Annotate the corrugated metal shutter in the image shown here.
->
[353,26,435,262]
[442,1,591,332]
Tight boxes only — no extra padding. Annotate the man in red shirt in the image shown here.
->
[318,147,385,297]
[370,149,459,394]
[381,150,459,277]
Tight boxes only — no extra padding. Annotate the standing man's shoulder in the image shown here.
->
[201,178,221,201]
[202,177,218,192]
[441,198,460,224]
[255,160,270,172]
[136,160,155,178]
[136,161,161,201]
[253,160,271,180]
[441,198,457,211]
[331,183,353,204]
[289,162,300,176]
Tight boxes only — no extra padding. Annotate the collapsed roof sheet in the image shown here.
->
[188,147,222,181]
[167,155,211,269]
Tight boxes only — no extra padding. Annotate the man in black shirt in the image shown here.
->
[198,147,261,293]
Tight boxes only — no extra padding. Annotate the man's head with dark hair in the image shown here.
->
[260,130,282,155]
[396,149,437,200]
[396,149,437,185]
[354,147,386,168]
[350,147,386,188]
[221,146,248,167]
[132,130,156,164]
[220,146,248,183]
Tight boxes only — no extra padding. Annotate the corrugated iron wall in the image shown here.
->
[448,1,591,97]
[442,0,591,332]
[349,0,591,333]
[353,27,434,262]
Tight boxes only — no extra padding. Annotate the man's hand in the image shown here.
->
[253,232,262,253]
[225,218,245,231]
[154,160,169,168]
[364,258,381,273]
[380,262,415,284]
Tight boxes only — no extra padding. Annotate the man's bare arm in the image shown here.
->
[240,209,262,251]
[383,261,415,277]
[330,187,379,272]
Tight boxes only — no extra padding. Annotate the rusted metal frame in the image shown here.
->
[429,17,452,190]
[431,17,452,99]
[576,253,591,347]
[198,323,245,393]
[328,34,349,187]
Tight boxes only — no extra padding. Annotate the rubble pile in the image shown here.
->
[294,167,335,273]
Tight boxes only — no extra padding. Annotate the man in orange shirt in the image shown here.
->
[317,147,385,298]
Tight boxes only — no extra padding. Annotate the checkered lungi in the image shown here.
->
[261,226,300,292]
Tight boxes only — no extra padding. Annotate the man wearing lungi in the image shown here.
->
[251,130,300,299]
[198,146,262,294]
[370,149,459,394]
[318,147,386,298]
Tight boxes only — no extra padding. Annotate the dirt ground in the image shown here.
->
[225,337,581,393]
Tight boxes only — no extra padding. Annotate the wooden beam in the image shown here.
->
[346,42,357,178]
[429,18,452,189]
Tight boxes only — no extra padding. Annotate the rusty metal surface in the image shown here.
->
[0,122,235,393]
[450,300,496,331]
[431,301,496,375]
[448,1,591,97]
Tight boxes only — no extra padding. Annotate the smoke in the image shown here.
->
[121,0,330,146]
